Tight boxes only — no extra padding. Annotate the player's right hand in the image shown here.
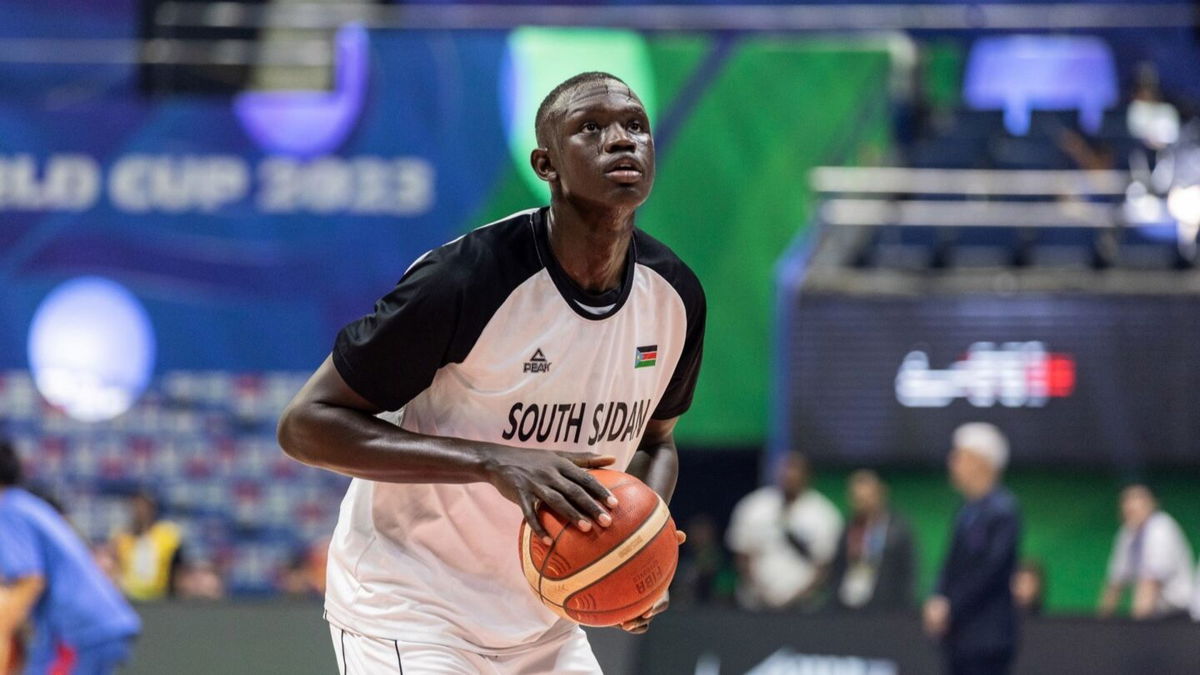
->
[482,447,619,544]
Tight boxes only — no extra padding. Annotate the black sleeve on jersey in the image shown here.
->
[332,256,463,412]
[332,215,544,412]
[653,282,705,419]
[635,230,707,420]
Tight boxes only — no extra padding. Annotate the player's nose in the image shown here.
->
[603,123,636,153]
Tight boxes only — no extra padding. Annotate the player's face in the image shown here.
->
[551,81,655,209]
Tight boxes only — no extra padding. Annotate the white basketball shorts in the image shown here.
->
[328,624,603,675]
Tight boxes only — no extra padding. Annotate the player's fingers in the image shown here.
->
[563,452,616,469]
[518,494,552,545]
[620,619,650,634]
[644,597,670,618]
[675,529,687,545]
[536,486,593,533]
[555,478,612,527]
[566,467,619,509]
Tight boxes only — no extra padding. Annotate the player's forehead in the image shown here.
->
[559,80,645,118]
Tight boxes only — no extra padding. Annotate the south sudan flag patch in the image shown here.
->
[635,345,658,369]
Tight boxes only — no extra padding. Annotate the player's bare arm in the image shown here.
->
[626,417,680,503]
[277,355,618,543]
[617,417,688,634]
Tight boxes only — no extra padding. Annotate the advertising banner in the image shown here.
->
[639,609,1200,674]
[781,293,1200,465]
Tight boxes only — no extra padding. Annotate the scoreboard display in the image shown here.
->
[780,293,1200,466]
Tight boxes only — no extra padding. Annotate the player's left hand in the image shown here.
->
[618,530,686,634]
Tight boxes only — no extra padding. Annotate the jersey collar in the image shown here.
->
[531,207,636,321]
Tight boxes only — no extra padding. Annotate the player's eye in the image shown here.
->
[627,120,644,132]
[581,121,599,133]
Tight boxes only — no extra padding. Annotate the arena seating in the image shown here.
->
[3,371,345,595]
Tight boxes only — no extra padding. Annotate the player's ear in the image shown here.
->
[530,148,557,183]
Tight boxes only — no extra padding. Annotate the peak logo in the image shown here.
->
[523,349,550,374]
[895,341,1075,408]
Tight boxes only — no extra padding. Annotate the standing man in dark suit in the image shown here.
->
[924,423,1021,675]
[831,469,916,611]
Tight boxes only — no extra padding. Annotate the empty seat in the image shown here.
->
[1117,226,1184,269]
[945,227,1021,268]
[1024,227,1099,268]
[861,225,941,270]
[908,136,990,169]
[989,136,1073,170]
[949,110,1007,139]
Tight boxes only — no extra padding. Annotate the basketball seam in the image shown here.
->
[539,484,654,584]
[535,499,669,605]
[534,516,575,607]
[545,514,674,612]
[563,575,674,618]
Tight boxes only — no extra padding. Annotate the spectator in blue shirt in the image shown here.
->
[0,439,141,674]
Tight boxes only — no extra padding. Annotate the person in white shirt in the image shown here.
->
[1098,484,1193,620]
[725,452,843,609]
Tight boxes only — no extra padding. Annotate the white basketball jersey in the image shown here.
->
[324,207,705,653]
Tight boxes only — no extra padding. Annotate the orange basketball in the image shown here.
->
[518,468,679,627]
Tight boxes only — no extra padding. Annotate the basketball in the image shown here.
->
[518,468,679,627]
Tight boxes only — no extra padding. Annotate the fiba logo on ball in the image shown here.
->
[633,560,665,595]
[518,469,679,626]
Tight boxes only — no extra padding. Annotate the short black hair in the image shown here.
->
[534,71,628,148]
[0,438,21,487]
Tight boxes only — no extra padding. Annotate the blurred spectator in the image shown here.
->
[176,560,227,600]
[1191,561,1200,622]
[91,543,120,583]
[24,485,65,516]
[277,537,329,598]
[0,438,140,673]
[1012,560,1046,616]
[1057,128,1115,172]
[1098,484,1193,620]
[111,491,185,601]
[1059,62,1180,174]
[671,514,732,606]
[1127,62,1180,151]
[830,470,916,611]
[726,451,843,610]
[924,423,1021,675]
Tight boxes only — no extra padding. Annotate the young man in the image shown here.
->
[0,440,141,675]
[279,72,705,673]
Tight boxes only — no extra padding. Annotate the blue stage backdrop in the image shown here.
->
[0,29,513,372]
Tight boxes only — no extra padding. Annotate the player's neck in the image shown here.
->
[546,202,634,293]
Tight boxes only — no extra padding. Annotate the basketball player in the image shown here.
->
[279,72,705,673]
